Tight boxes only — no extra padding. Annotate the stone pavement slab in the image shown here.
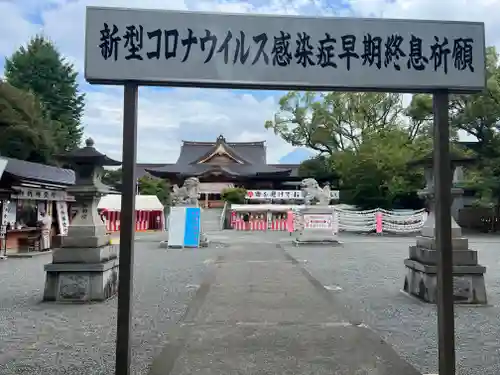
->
[149,244,421,375]
[162,323,420,375]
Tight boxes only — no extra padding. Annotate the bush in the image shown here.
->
[221,187,247,204]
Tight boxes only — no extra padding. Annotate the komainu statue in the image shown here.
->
[300,178,330,206]
[171,177,200,206]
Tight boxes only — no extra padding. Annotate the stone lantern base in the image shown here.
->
[43,226,119,303]
[43,259,119,302]
[403,260,487,304]
[403,213,487,304]
[293,206,341,246]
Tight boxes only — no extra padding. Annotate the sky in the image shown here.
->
[0,0,498,164]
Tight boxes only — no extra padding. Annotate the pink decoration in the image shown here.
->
[375,212,383,233]
[287,210,294,233]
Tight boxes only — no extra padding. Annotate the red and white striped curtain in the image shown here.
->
[101,210,166,232]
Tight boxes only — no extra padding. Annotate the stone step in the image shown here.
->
[201,208,224,231]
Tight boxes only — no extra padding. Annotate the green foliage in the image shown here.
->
[221,187,247,204]
[4,35,85,152]
[138,175,170,206]
[264,91,406,154]
[451,46,500,147]
[264,90,429,209]
[298,155,338,183]
[408,46,500,206]
[334,129,427,209]
[407,47,500,151]
[101,169,170,206]
[0,81,58,163]
[102,168,122,190]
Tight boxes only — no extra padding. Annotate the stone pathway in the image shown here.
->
[148,244,421,375]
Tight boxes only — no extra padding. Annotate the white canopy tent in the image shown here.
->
[98,195,166,232]
[98,195,164,212]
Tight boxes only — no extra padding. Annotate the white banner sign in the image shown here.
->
[304,214,333,230]
[0,200,16,238]
[1,200,8,236]
[36,202,46,222]
[1,201,9,227]
[56,201,70,236]
[11,187,71,202]
[1,200,17,234]
[246,190,339,200]
[85,7,485,92]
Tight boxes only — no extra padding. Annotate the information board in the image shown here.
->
[183,207,201,247]
[85,7,485,93]
[167,207,202,248]
[304,214,333,230]
[167,207,186,248]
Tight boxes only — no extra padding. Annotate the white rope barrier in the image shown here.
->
[339,208,427,234]
[293,207,427,234]
[231,204,428,234]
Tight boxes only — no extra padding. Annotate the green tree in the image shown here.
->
[221,187,247,204]
[408,47,500,148]
[334,129,428,209]
[265,91,407,154]
[298,155,338,183]
[265,90,432,209]
[0,81,58,163]
[407,46,500,207]
[4,35,85,152]
[138,175,170,206]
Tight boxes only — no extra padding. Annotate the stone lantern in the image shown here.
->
[403,151,487,304]
[43,138,122,303]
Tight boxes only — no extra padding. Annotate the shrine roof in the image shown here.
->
[137,135,303,179]
[268,164,300,177]
[177,136,267,165]
[145,163,295,179]
[2,157,75,186]
[142,135,301,178]
[135,163,168,179]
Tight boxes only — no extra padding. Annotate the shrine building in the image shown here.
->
[136,135,315,207]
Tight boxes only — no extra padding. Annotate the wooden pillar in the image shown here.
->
[433,90,455,375]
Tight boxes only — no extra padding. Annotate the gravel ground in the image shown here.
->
[0,237,225,375]
[2,230,499,375]
[284,234,500,375]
